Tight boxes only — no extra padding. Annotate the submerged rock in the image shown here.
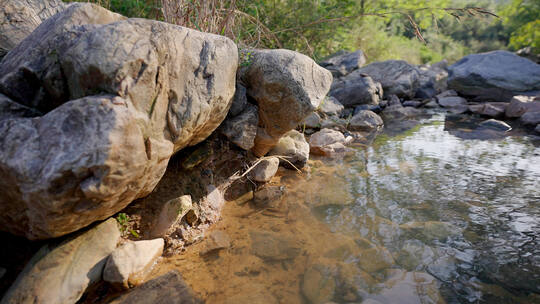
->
[250,157,279,182]
[106,270,201,304]
[348,110,384,132]
[0,3,237,239]
[103,238,164,289]
[269,130,310,169]
[379,271,443,304]
[1,218,120,304]
[329,72,383,107]
[253,186,284,208]
[200,230,230,255]
[448,50,540,101]
[357,60,420,99]
[0,0,67,58]
[301,263,337,304]
[239,49,332,156]
[250,231,300,261]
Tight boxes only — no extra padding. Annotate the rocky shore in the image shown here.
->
[0,0,539,303]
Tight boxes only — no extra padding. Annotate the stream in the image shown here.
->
[148,112,540,304]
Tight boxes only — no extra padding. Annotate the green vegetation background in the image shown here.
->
[65,0,538,64]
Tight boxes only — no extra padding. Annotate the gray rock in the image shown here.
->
[309,128,349,156]
[448,50,540,101]
[329,72,383,107]
[253,186,284,208]
[436,90,458,99]
[348,110,383,132]
[1,218,120,304]
[536,124,540,133]
[505,95,540,118]
[106,270,201,304]
[239,49,332,156]
[388,94,402,107]
[319,96,345,116]
[357,60,421,98]
[415,65,448,99]
[469,103,508,118]
[268,130,310,169]
[302,112,322,129]
[437,96,468,108]
[103,238,164,289]
[382,104,422,121]
[402,100,422,108]
[521,111,540,125]
[320,50,366,77]
[354,104,382,114]
[228,84,248,117]
[424,99,439,108]
[221,104,259,150]
[0,0,67,58]
[150,195,192,238]
[250,231,300,260]
[200,231,230,255]
[250,157,279,182]
[320,117,348,130]
[0,4,237,239]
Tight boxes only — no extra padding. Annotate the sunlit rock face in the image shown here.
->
[0,3,237,239]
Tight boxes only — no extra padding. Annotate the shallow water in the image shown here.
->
[150,113,540,304]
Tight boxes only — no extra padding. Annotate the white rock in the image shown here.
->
[250,157,279,182]
[103,238,164,289]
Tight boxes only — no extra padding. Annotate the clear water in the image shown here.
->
[152,113,540,304]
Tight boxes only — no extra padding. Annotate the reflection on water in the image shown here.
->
[150,114,540,304]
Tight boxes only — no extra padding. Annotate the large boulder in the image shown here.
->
[0,4,238,239]
[356,60,420,99]
[1,218,120,304]
[319,50,366,77]
[448,50,540,101]
[239,49,332,156]
[329,72,383,107]
[0,0,67,58]
[415,64,448,99]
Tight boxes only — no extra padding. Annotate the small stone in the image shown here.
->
[388,95,401,106]
[348,110,383,132]
[437,96,467,108]
[436,90,458,99]
[468,103,507,118]
[268,130,309,169]
[402,100,422,108]
[253,186,284,208]
[309,128,347,156]
[478,119,512,132]
[357,246,395,273]
[150,195,192,238]
[200,231,231,255]
[229,83,248,117]
[221,104,259,150]
[103,239,164,289]
[424,99,439,108]
[535,124,540,133]
[319,96,345,116]
[250,157,279,182]
[185,209,199,226]
[521,111,540,125]
[302,112,322,129]
[505,95,540,118]
[320,117,348,129]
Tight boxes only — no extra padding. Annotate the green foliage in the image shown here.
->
[115,212,140,238]
[64,0,159,18]
[500,0,540,52]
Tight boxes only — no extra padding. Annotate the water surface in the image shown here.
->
[151,113,540,304]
